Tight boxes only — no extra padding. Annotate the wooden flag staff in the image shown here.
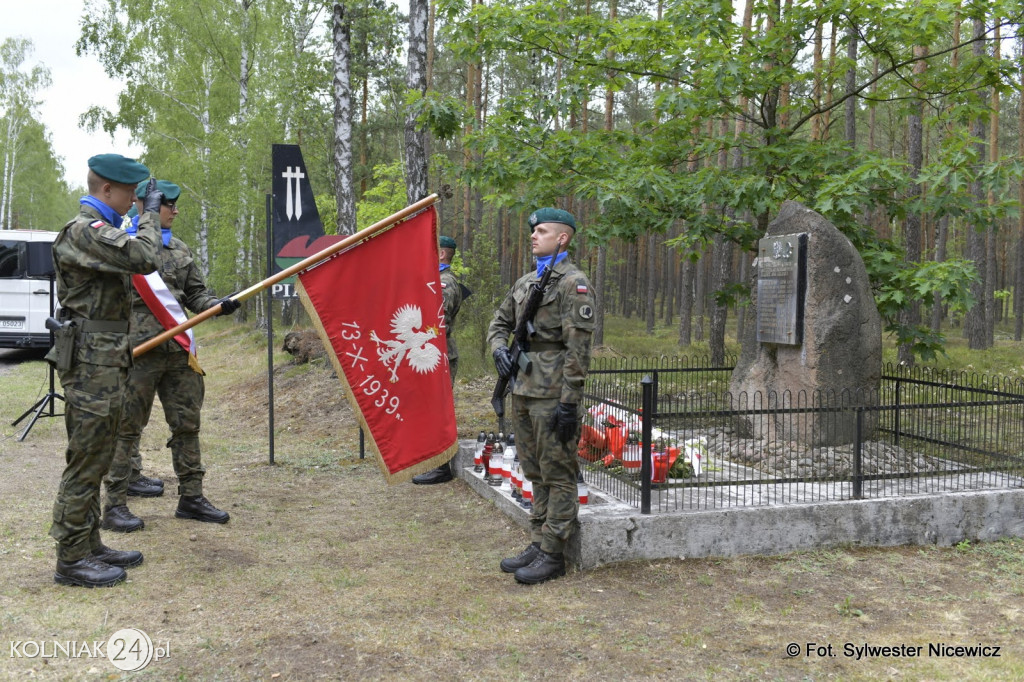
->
[133,193,439,358]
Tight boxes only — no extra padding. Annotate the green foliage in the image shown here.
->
[406,90,467,141]
[864,246,979,361]
[316,194,338,235]
[356,162,408,229]
[450,224,506,378]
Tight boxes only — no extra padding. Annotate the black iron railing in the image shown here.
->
[580,359,1024,513]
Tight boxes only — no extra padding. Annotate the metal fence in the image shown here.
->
[580,358,1024,513]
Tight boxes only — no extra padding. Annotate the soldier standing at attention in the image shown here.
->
[101,180,238,533]
[413,234,464,485]
[487,208,595,584]
[47,154,164,588]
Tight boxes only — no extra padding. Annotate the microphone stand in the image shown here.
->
[12,272,64,440]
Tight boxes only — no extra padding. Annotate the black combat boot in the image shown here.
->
[412,461,453,485]
[137,474,165,491]
[91,543,144,568]
[54,557,127,588]
[101,505,145,533]
[127,477,163,498]
[514,550,566,585]
[499,542,541,573]
[176,495,230,524]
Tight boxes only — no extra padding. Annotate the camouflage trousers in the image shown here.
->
[510,394,581,554]
[49,362,128,561]
[104,346,206,506]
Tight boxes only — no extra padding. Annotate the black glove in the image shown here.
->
[216,296,240,316]
[142,178,164,214]
[549,402,578,444]
[493,346,513,378]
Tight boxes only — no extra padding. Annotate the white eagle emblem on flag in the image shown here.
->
[369,304,441,382]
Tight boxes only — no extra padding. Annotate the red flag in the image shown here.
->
[295,205,457,483]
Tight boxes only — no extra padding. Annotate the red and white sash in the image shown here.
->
[132,272,203,374]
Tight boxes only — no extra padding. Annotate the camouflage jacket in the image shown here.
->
[129,236,221,349]
[52,205,162,367]
[487,258,595,403]
[439,267,463,361]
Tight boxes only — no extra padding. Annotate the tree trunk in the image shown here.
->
[332,3,356,235]
[845,30,857,147]
[593,245,606,346]
[964,18,989,349]
[403,0,429,204]
[931,215,949,332]
[1017,29,1024,341]
[898,43,927,365]
[678,252,695,346]
[985,22,1000,346]
[646,233,656,334]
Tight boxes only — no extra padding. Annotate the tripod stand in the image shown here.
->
[12,272,64,441]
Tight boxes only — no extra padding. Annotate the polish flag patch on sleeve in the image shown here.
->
[577,284,589,294]
[90,220,106,229]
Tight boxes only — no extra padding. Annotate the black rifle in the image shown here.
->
[490,244,563,430]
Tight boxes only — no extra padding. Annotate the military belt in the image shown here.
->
[529,342,567,351]
[73,319,130,333]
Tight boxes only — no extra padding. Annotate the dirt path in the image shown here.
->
[2,339,1022,680]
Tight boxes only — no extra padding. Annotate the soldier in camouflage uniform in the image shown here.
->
[46,154,164,588]
[102,180,237,533]
[487,208,595,584]
[413,235,464,484]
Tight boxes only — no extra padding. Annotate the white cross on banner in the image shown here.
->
[282,166,306,221]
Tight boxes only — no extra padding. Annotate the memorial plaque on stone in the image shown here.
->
[756,233,806,345]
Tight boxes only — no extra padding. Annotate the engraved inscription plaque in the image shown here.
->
[756,233,806,345]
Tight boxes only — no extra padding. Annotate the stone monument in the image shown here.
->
[730,201,882,446]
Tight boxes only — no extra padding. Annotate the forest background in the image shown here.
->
[4,0,1024,372]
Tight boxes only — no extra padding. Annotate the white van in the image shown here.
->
[0,229,59,349]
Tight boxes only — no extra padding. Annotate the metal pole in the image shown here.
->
[641,374,654,514]
[853,409,863,499]
[894,376,902,448]
[266,193,275,465]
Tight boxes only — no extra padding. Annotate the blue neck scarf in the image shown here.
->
[124,214,172,247]
[439,263,450,272]
[536,251,568,277]
[80,196,123,229]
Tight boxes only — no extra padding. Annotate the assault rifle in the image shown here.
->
[490,244,563,431]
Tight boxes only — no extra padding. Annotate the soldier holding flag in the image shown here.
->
[101,180,237,533]
[487,208,596,584]
[47,154,163,588]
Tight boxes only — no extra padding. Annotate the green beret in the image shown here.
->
[528,207,576,232]
[439,235,457,250]
[135,180,181,201]
[87,153,150,185]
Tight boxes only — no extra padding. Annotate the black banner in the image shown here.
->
[271,144,335,299]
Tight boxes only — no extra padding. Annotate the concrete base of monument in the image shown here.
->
[451,440,1024,570]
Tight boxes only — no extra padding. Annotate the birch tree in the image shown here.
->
[333,2,356,235]
[404,0,429,204]
[0,38,51,230]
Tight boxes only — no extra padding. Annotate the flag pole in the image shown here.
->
[133,193,439,358]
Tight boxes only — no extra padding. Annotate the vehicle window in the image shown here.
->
[0,241,26,279]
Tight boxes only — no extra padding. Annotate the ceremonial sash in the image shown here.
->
[132,272,204,374]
